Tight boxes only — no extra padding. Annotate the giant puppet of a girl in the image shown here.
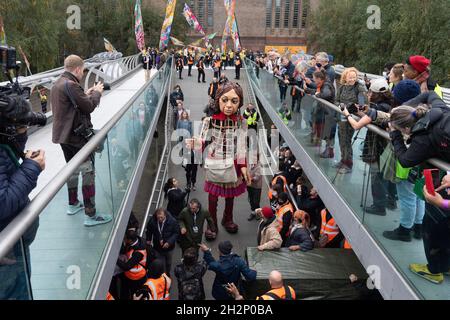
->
[198,82,251,240]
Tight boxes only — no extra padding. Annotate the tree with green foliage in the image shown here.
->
[0,0,188,78]
[307,0,450,85]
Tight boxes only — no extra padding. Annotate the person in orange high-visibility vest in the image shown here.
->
[319,209,344,248]
[187,54,195,77]
[343,239,352,249]
[275,192,294,245]
[143,259,171,300]
[257,270,296,300]
[267,174,288,199]
[117,229,148,299]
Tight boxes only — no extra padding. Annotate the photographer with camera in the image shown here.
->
[0,45,47,299]
[51,55,111,227]
[342,78,394,216]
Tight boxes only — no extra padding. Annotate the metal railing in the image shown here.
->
[244,61,300,211]
[333,64,450,107]
[0,58,164,262]
[140,60,175,238]
[1,54,142,94]
[257,60,450,172]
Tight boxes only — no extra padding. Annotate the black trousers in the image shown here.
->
[186,164,198,187]
[178,68,183,79]
[247,187,262,211]
[188,64,193,76]
[423,204,450,274]
[235,67,241,79]
[198,70,205,82]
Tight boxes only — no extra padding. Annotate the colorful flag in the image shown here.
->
[159,0,177,51]
[18,45,32,75]
[0,16,7,45]
[222,0,239,52]
[170,36,185,47]
[104,38,117,52]
[183,3,210,46]
[134,0,146,52]
[183,3,205,36]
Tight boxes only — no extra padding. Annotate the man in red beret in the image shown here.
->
[404,55,439,94]
[256,207,282,251]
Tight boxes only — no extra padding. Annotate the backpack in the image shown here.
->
[178,267,204,300]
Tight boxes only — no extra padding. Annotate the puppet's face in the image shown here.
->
[219,89,240,117]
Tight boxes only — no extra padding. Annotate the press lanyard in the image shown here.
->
[158,219,166,237]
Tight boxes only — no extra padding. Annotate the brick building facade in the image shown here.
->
[144,0,319,51]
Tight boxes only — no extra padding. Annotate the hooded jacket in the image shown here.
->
[390,92,450,167]
[203,250,257,300]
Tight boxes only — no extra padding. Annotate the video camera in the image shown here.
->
[0,45,47,137]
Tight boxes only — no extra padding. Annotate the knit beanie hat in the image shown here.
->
[218,241,233,255]
[393,80,421,105]
[407,56,431,74]
[261,207,274,219]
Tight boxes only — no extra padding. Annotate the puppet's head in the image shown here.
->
[214,82,244,117]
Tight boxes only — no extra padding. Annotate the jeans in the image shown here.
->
[423,203,450,274]
[396,180,425,229]
[61,144,96,216]
[279,85,288,102]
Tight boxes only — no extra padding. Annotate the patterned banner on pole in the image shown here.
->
[183,3,209,47]
[170,36,185,47]
[159,0,177,52]
[222,0,239,52]
[104,38,117,53]
[0,16,7,45]
[18,45,32,75]
[134,0,146,52]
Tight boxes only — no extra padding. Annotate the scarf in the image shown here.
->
[414,70,430,94]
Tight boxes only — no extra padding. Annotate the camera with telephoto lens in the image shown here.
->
[0,45,47,135]
[347,103,364,115]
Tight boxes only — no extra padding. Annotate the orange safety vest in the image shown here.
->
[258,286,296,300]
[276,202,294,235]
[106,292,115,300]
[124,249,147,281]
[267,175,288,199]
[320,209,340,244]
[144,274,171,300]
[188,57,194,65]
[214,60,221,68]
[343,239,352,249]
[235,59,241,66]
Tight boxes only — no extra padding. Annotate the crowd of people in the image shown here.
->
[108,47,369,301]
[252,49,450,285]
[1,41,449,301]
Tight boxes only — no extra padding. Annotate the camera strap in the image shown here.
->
[64,81,79,111]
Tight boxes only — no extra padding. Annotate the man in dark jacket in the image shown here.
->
[298,188,325,239]
[51,54,111,227]
[0,126,44,300]
[199,241,257,300]
[146,208,180,276]
[178,199,216,253]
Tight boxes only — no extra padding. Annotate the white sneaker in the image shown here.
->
[67,202,84,216]
[84,214,113,227]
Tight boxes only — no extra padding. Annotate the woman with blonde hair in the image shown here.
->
[334,67,367,173]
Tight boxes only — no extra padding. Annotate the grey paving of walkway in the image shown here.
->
[166,66,269,300]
